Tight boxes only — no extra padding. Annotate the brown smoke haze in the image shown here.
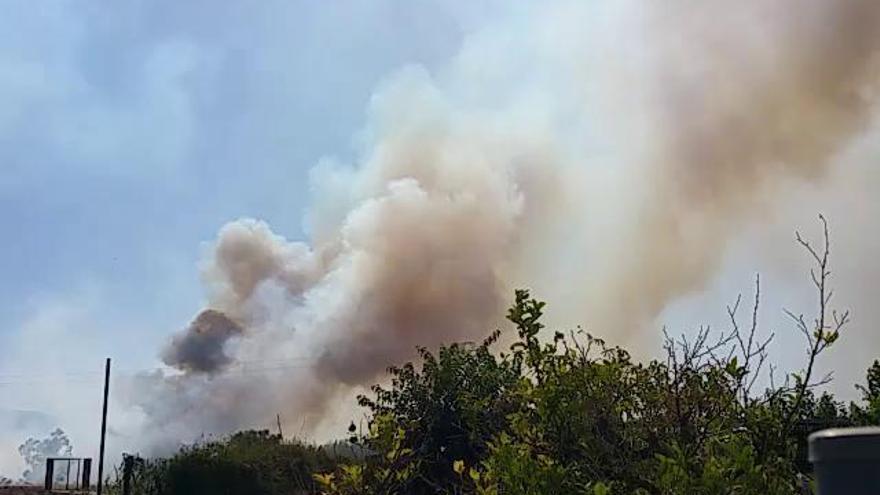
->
[127,0,880,450]
[593,0,880,340]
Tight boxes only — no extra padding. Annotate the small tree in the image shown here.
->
[18,428,73,484]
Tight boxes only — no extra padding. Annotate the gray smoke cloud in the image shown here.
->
[162,310,244,374]
[129,0,880,450]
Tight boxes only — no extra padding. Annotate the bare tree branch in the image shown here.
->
[782,214,848,438]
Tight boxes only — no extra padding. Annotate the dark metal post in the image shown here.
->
[82,458,92,489]
[97,358,111,495]
[44,458,54,490]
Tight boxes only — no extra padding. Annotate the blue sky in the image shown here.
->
[0,1,505,368]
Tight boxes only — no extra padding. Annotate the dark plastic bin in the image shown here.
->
[809,427,880,494]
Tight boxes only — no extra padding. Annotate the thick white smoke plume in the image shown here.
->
[131,0,880,449]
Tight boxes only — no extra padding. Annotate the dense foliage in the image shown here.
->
[316,290,879,495]
[316,219,878,495]
[107,430,340,495]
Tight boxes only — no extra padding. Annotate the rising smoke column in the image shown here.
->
[135,0,880,449]
[135,67,563,447]
[591,0,880,339]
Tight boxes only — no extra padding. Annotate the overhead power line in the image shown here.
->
[0,357,317,385]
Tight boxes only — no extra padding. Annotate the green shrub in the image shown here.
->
[108,430,341,495]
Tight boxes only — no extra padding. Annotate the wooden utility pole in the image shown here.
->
[276,413,284,438]
[97,358,111,495]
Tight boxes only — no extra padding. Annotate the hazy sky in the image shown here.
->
[0,1,508,369]
[0,0,508,473]
[1,0,878,480]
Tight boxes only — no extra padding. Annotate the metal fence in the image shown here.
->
[44,457,91,492]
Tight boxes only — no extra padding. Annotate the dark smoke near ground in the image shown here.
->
[162,310,244,374]
[126,0,880,452]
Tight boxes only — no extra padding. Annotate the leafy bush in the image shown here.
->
[317,218,877,494]
[108,430,340,495]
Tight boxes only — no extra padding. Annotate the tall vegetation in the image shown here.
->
[316,217,877,494]
[107,430,339,495]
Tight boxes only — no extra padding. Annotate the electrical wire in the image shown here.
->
[0,357,317,386]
